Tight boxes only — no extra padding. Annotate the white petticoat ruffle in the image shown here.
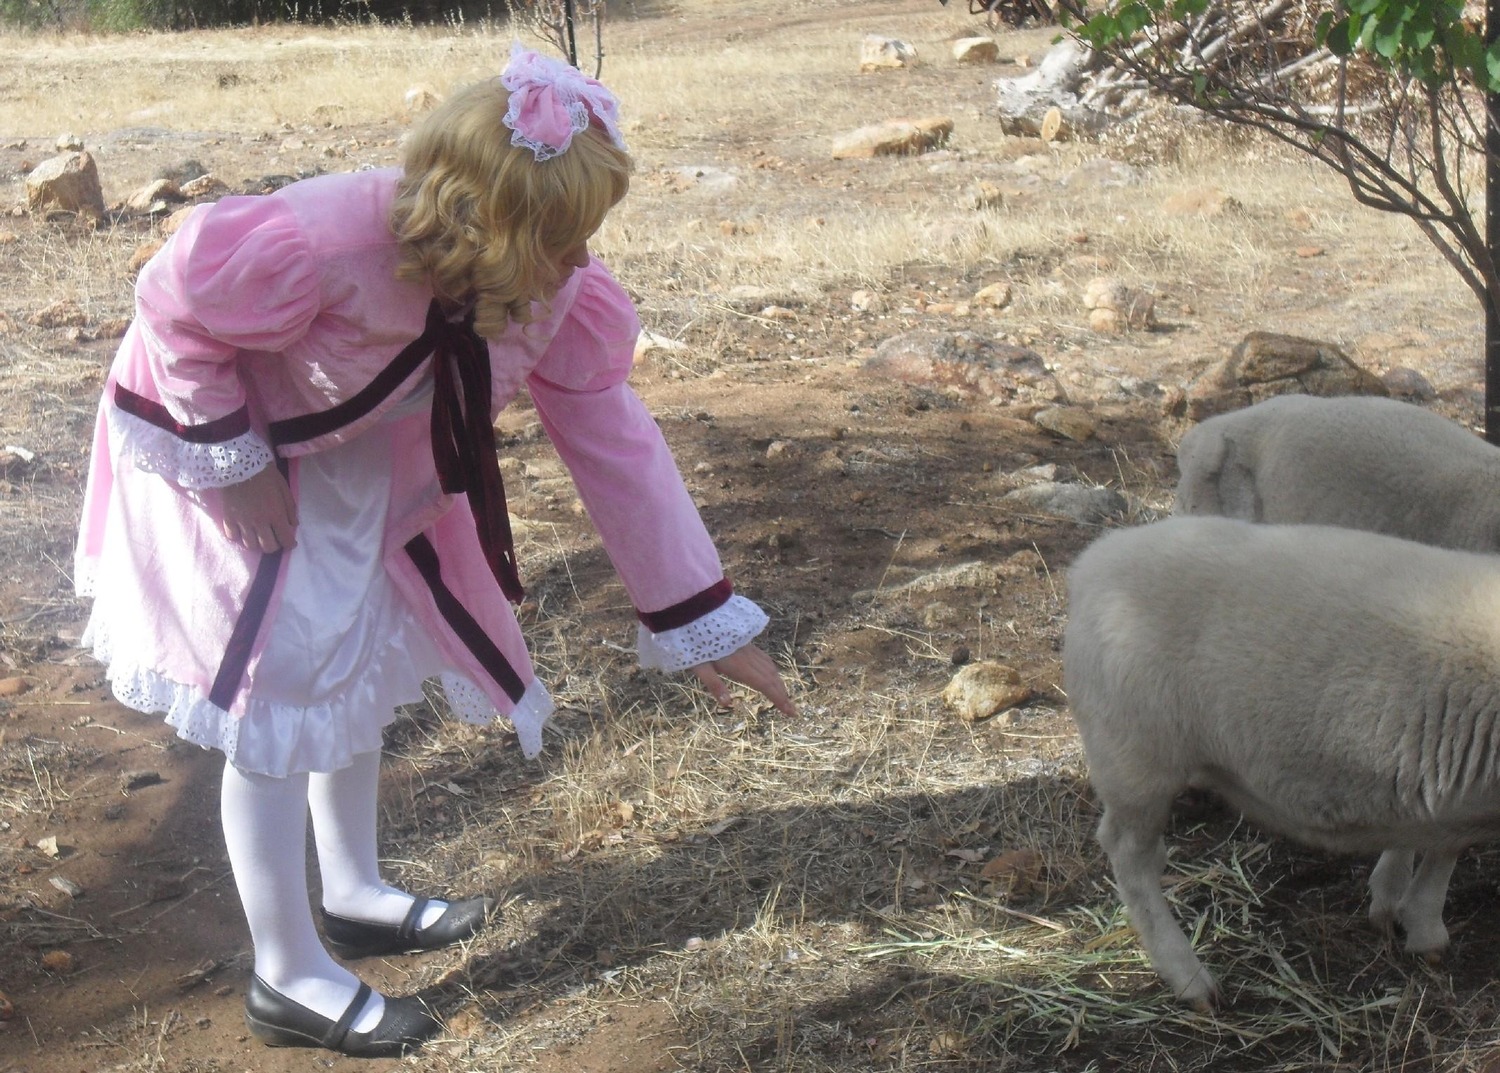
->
[636,594,770,674]
[108,402,274,490]
[84,609,554,776]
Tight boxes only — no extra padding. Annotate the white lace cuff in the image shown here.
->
[636,594,770,674]
[108,403,274,490]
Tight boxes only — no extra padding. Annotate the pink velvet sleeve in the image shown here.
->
[525,260,730,619]
[111,195,320,487]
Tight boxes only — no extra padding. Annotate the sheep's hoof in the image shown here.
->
[1175,971,1219,1012]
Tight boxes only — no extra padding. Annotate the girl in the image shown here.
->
[75,44,796,1059]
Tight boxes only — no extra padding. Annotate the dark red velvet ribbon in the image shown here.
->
[427,299,525,603]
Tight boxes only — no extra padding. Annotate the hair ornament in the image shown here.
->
[500,41,627,161]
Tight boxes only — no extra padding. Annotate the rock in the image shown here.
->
[1176,332,1389,421]
[49,876,83,898]
[633,330,689,363]
[1032,405,1096,441]
[855,561,1000,602]
[1083,276,1155,329]
[997,548,1047,576]
[942,661,1033,722]
[162,205,197,234]
[125,178,184,213]
[973,282,1012,309]
[404,84,442,114]
[1002,480,1126,524]
[968,180,1006,211]
[179,174,229,199]
[128,240,165,274]
[1088,307,1122,334]
[1381,366,1436,401]
[1161,187,1239,216]
[860,35,918,71]
[980,847,1046,894]
[24,151,106,221]
[28,299,87,329]
[831,117,954,159]
[40,950,74,973]
[863,331,1061,403]
[666,166,740,193]
[55,132,84,151]
[953,37,1000,64]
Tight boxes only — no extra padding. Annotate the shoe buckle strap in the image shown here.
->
[397,896,430,942]
[322,981,373,1051]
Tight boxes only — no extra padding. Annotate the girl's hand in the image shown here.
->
[691,643,798,716]
[217,464,298,553]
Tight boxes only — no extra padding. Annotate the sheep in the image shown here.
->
[1174,394,1500,553]
[1062,514,1500,1008]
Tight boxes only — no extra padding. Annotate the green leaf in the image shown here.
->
[1323,16,1353,55]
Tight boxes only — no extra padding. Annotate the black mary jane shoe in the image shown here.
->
[321,894,496,960]
[244,976,442,1058]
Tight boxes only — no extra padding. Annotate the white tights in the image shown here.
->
[220,750,446,1029]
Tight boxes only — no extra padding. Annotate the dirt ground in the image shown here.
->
[1,2,1497,1072]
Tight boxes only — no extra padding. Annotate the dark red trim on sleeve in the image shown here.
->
[404,533,527,704]
[113,385,251,443]
[637,578,734,634]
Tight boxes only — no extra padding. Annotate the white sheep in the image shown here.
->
[1063,515,1500,1008]
[1175,394,1500,552]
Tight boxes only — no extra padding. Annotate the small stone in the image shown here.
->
[40,950,74,973]
[1088,307,1121,334]
[28,299,87,329]
[942,662,1032,722]
[973,282,1012,309]
[1033,406,1097,441]
[968,181,1005,211]
[129,240,165,274]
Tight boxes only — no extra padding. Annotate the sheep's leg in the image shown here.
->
[1097,801,1218,1009]
[1368,849,1414,932]
[1396,850,1458,960]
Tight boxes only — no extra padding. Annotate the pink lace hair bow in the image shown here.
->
[500,41,627,162]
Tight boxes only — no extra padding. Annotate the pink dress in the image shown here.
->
[75,168,767,777]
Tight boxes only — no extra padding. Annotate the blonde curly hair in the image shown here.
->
[390,78,633,338]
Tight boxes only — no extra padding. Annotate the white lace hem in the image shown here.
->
[84,638,556,775]
[108,402,274,490]
[441,673,553,759]
[636,594,770,674]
